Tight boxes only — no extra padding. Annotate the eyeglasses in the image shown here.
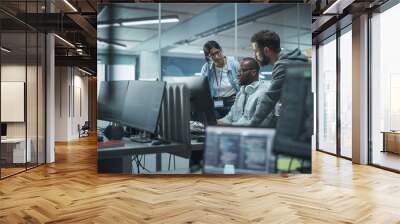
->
[208,49,222,58]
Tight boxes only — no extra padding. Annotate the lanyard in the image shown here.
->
[213,65,224,98]
[213,65,223,87]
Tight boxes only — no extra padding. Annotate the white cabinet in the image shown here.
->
[1,138,31,163]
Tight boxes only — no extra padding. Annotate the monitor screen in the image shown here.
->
[167,76,216,126]
[120,80,166,134]
[1,123,7,137]
[272,62,312,161]
[97,81,129,123]
[203,126,276,174]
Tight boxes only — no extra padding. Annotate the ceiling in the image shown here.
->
[0,0,97,73]
[97,3,312,59]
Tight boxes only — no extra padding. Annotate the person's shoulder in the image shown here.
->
[226,56,239,64]
[257,80,270,91]
[201,62,210,73]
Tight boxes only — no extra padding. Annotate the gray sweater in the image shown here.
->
[247,48,309,126]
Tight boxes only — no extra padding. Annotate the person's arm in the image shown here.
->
[200,63,208,77]
[248,63,287,126]
[218,105,234,125]
[218,92,241,125]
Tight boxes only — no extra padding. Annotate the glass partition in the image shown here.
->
[317,35,337,155]
[339,26,352,158]
[370,3,400,171]
[0,1,46,179]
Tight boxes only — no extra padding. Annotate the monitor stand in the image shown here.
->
[130,131,152,143]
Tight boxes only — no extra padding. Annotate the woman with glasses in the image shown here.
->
[200,40,240,119]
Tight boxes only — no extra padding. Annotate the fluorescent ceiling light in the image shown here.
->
[323,0,354,15]
[54,34,75,48]
[1,47,11,53]
[98,15,179,28]
[98,23,120,28]
[121,17,179,26]
[63,0,78,12]
[97,39,127,49]
[78,67,93,76]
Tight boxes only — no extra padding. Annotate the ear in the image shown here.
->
[251,70,258,79]
[263,46,270,57]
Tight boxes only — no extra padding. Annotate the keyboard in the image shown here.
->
[130,136,152,143]
[190,121,205,135]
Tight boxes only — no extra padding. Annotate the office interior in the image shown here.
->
[97,3,312,174]
[313,0,400,172]
[0,0,97,179]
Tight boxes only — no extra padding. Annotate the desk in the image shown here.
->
[97,138,187,172]
[382,131,400,154]
[1,138,31,164]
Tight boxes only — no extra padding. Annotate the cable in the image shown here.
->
[168,154,172,171]
[134,154,151,173]
[288,158,294,173]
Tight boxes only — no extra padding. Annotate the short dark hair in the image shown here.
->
[251,30,281,53]
[203,40,221,62]
[242,57,260,74]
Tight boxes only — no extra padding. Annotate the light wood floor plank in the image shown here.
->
[0,136,400,223]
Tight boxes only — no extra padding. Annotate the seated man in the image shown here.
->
[219,57,269,126]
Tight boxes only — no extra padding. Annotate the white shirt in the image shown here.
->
[213,65,236,98]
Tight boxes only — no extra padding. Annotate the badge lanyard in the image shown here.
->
[212,65,225,109]
[213,66,223,98]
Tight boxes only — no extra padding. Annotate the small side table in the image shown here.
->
[381,131,400,154]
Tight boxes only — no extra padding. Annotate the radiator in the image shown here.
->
[159,83,191,158]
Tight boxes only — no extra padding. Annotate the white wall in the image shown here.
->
[55,67,89,141]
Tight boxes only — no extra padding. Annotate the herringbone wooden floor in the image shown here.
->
[1,136,400,224]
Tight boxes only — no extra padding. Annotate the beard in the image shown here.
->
[257,52,270,66]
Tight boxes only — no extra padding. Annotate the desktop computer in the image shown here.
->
[98,80,129,123]
[167,76,216,127]
[120,80,166,143]
[98,81,129,140]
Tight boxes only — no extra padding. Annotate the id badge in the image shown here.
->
[214,100,224,108]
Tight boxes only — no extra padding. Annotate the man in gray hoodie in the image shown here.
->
[248,30,309,127]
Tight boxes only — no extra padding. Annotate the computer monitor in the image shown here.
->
[1,123,7,137]
[97,81,129,123]
[167,76,216,126]
[203,126,276,174]
[272,63,312,164]
[120,80,166,134]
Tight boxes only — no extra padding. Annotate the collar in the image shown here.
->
[208,56,231,72]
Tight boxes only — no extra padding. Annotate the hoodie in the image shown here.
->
[247,48,309,127]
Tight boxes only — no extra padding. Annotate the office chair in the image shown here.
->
[79,121,90,138]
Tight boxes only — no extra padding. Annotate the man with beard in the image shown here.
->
[218,57,270,125]
[248,30,308,127]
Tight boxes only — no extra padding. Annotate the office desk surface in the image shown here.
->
[97,138,187,158]
[190,140,204,151]
[1,138,26,143]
